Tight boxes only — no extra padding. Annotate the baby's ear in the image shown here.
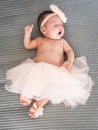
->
[40,26,46,34]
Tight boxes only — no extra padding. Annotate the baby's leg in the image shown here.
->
[20,94,34,106]
[29,98,49,118]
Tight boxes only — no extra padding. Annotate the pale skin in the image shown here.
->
[20,15,74,118]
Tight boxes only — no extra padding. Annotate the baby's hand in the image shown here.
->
[62,61,72,71]
[25,24,33,34]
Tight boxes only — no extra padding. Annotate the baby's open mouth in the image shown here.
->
[58,31,62,35]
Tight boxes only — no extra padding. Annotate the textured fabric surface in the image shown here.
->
[0,0,98,130]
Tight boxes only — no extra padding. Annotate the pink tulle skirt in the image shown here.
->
[5,56,94,107]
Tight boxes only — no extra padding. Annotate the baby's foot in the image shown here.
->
[28,102,44,118]
[20,95,33,106]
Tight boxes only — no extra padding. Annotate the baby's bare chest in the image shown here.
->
[38,41,63,53]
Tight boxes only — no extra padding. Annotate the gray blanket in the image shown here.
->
[0,0,98,130]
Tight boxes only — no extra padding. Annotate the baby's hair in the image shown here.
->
[37,10,53,32]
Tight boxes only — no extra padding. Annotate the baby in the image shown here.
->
[24,14,74,71]
[5,4,93,119]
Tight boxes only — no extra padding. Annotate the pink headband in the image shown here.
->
[40,4,67,30]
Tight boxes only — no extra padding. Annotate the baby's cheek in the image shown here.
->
[62,29,65,35]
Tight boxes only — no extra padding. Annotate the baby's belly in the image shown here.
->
[35,51,64,66]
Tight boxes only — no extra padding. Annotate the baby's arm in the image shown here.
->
[62,39,74,70]
[24,24,40,49]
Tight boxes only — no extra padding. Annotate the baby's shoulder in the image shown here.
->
[33,36,43,45]
[35,36,42,41]
[61,38,69,45]
[61,38,67,43]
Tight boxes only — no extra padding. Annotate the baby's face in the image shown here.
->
[41,15,65,40]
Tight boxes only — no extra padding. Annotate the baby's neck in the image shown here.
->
[42,36,61,41]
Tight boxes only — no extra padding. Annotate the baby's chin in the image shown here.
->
[53,36,63,40]
[55,36,63,40]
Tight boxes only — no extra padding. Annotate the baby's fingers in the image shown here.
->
[30,24,34,31]
[25,24,33,33]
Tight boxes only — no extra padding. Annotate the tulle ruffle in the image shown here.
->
[5,56,94,107]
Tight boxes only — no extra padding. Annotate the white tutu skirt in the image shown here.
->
[5,56,94,107]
